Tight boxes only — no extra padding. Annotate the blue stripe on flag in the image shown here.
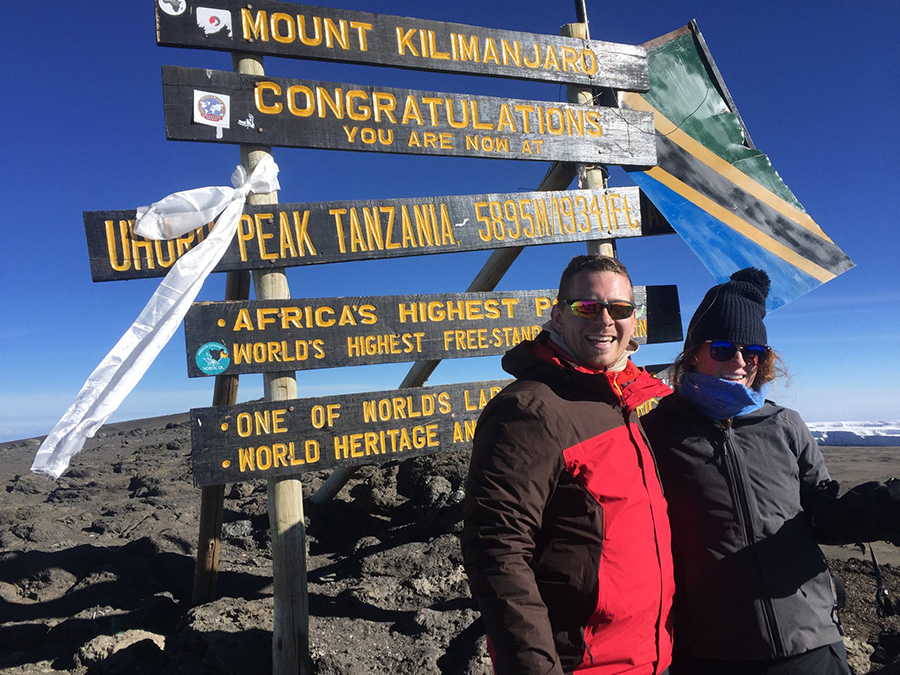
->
[630,172,823,310]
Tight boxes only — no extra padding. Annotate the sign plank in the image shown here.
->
[161,66,657,166]
[183,286,682,377]
[85,186,674,282]
[156,0,648,91]
[190,378,512,486]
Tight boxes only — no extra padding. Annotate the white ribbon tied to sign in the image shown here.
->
[31,156,280,479]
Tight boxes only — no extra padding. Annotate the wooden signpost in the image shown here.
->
[160,66,656,166]
[85,186,673,281]
[156,0,648,90]
[183,286,682,377]
[108,2,686,673]
[190,379,510,486]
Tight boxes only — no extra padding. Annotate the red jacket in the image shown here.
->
[462,334,674,674]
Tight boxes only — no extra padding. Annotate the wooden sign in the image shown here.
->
[156,0,648,91]
[161,66,657,166]
[183,286,682,377]
[190,378,512,486]
[85,186,674,281]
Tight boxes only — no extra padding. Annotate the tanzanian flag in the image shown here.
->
[622,21,853,309]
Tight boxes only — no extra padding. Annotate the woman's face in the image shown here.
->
[693,342,759,389]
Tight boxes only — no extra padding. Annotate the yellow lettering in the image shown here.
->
[297,15,322,46]
[543,46,561,71]
[500,40,521,66]
[452,419,477,442]
[457,34,478,61]
[104,220,130,272]
[323,17,350,50]
[401,96,425,125]
[238,446,255,471]
[482,38,499,65]
[427,31,450,60]
[586,110,603,137]
[270,12,295,43]
[254,213,278,260]
[349,21,372,51]
[560,46,578,73]
[254,81,283,114]
[241,9,268,42]
[396,27,419,56]
[286,85,315,117]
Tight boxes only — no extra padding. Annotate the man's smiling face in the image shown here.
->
[551,270,636,370]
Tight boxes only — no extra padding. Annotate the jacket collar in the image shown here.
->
[501,332,624,404]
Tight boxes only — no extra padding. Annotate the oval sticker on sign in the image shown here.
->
[196,342,231,375]
[157,0,186,17]
[194,90,231,139]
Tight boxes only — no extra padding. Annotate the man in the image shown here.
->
[461,254,674,675]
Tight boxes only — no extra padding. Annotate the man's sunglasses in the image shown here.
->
[562,299,636,320]
[707,341,769,363]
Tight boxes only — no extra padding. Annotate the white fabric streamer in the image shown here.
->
[31,156,280,479]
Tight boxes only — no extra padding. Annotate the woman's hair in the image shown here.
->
[669,342,785,391]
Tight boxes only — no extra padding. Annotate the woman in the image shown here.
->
[642,267,899,675]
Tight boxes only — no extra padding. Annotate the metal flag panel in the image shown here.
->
[622,22,854,309]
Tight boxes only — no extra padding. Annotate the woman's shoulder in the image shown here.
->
[741,402,815,445]
[644,391,692,418]
[750,400,806,424]
[641,393,698,436]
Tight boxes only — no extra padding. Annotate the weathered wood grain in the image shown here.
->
[160,66,657,166]
[156,0,648,90]
[84,186,674,281]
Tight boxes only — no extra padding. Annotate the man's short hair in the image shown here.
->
[557,254,633,301]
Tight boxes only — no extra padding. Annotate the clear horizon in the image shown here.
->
[2,0,898,443]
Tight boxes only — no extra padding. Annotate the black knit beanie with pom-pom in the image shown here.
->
[684,267,771,350]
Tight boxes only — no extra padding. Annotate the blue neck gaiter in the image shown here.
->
[677,371,767,421]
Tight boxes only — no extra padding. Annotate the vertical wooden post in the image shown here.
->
[234,52,310,675]
[193,271,250,605]
[561,21,617,259]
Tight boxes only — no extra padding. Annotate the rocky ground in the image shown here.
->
[2,415,900,674]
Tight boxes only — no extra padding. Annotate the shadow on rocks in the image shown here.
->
[0,536,272,672]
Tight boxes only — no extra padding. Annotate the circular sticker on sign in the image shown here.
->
[197,94,227,123]
[196,342,230,375]
[158,0,187,16]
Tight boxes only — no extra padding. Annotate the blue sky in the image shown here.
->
[2,0,898,442]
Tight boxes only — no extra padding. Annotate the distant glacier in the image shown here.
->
[807,421,900,447]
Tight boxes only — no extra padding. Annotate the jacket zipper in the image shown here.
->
[614,373,664,674]
[720,424,785,656]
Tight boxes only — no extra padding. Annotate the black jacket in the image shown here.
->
[642,395,842,660]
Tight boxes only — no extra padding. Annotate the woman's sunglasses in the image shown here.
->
[707,341,768,363]
[563,299,636,321]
